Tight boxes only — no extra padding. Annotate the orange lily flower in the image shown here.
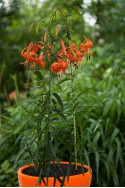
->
[80,43,88,53]
[66,43,85,63]
[84,39,93,49]
[36,52,45,67]
[50,62,61,73]
[21,42,45,67]
[59,39,67,56]
[60,60,68,74]
[50,59,68,74]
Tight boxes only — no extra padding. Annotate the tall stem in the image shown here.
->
[37,121,41,157]
[47,71,51,133]
[70,65,77,170]
[45,62,52,161]
[65,16,77,168]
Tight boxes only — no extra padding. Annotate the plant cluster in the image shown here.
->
[19,8,94,185]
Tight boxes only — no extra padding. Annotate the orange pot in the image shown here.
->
[18,162,92,187]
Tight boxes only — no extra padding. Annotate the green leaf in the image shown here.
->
[56,176,65,187]
[35,22,39,33]
[83,148,91,169]
[95,152,99,183]
[107,148,114,163]
[116,99,121,124]
[22,106,33,116]
[53,176,57,187]
[67,92,70,101]
[111,128,119,142]
[110,101,117,120]
[37,176,47,187]
[111,166,119,186]
[93,131,101,143]
[52,109,66,121]
[103,100,112,116]
[29,22,35,31]
[58,78,71,85]
[53,93,63,109]
[34,71,43,80]
[115,137,123,168]
[102,158,110,180]
[66,162,72,181]
[51,98,56,106]
[73,102,79,110]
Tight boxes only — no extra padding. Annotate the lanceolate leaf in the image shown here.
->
[52,109,66,121]
[116,99,121,124]
[111,166,119,186]
[34,71,43,80]
[111,128,119,142]
[75,91,84,99]
[115,137,123,168]
[51,98,56,106]
[83,148,91,168]
[35,22,39,34]
[95,152,99,184]
[53,93,63,109]
[67,162,72,181]
[103,100,112,116]
[102,158,110,180]
[22,106,33,116]
[29,22,35,31]
[58,78,71,85]
[76,87,92,99]
[56,176,65,187]
[37,176,47,187]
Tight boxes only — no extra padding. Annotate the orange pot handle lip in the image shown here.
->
[18,164,39,180]
[18,162,92,179]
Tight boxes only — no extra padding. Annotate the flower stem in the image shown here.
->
[73,96,77,170]
[45,62,52,161]
[70,65,77,170]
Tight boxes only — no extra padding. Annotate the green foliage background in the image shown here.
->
[0,0,125,186]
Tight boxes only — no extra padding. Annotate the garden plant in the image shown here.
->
[17,7,94,187]
[1,0,125,187]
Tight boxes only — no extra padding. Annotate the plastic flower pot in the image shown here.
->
[18,162,92,187]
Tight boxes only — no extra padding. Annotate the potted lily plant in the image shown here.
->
[18,8,94,187]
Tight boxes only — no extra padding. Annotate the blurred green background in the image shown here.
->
[0,0,125,186]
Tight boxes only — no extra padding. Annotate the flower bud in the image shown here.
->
[44,75,50,79]
[70,93,75,98]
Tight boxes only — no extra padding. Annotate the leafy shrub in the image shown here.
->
[73,59,125,186]
[0,160,18,187]
[0,102,31,186]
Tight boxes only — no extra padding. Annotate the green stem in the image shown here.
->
[45,62,52,161]
[73,95,77,170]
[37,121,41,153]
[70,65,77,170]
[47,66,51,129]
[37,83,44,164]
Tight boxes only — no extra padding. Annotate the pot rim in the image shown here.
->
[18,161,91,180]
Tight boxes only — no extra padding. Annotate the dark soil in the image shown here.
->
[22,163,88,177]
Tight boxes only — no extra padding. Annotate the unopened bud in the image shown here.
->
[44,75,49,79]
[95,24,100,30]
[98,38,104,45]
[70,93,75,98]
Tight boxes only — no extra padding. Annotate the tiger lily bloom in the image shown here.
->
[21,42,45,67]
[66,43,85,63]
[59,39,67,56]
[50,59,68,74]
[84,39,93,49]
